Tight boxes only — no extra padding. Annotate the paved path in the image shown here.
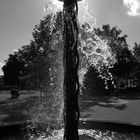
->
[80,96,140,126]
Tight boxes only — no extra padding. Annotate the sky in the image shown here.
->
[0,0,140,75]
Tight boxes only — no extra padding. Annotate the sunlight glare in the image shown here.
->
[78,0,96,29]
[51,0,63,10]
[44,0,63,13]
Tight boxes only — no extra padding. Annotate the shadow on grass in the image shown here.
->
[80,96,127,112]
[0,96,39,125]
[0,93,63,126]
[80,88,140,112]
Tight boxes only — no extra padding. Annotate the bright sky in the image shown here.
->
[0,0,140,75]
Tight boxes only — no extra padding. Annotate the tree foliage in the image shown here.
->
[94,25,128,58]
[2,12,64,91]
[133,43,140,62]
[2,54,25,87]
[82,66,106,96]
[132,43,140,87]
[95,25,136,80]
[83,25,139,95]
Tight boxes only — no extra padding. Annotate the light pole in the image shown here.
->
[58,0,81,140]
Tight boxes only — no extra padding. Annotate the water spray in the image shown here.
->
[41,0,117,139]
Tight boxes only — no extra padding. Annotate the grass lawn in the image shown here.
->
[0,90,40,125]
[80,94,140,126]
[1,90,140,127]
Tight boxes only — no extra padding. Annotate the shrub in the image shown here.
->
[10,89,20,99]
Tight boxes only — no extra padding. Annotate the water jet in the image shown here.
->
[61,0,81,139]
[58,0,82,2]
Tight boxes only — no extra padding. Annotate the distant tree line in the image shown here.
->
[2,12,140,96]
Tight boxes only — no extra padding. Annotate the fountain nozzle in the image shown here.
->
[58,0,82,2]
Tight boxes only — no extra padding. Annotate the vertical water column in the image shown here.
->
[63,0,80,140]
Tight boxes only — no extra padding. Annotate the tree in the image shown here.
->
[94,25,136,89]
[112,48,135,77]
[132,43,140,87]
[14,12,64,91]
[30,12,63,91]
[133,43,140,62]
[2,54,25,87]
[82,66,106,96]
[81,24,138,95]
[94,25,128,57]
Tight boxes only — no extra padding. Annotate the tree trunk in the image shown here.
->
[63,0,80,140]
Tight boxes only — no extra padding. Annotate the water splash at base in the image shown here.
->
[29,128,137,140]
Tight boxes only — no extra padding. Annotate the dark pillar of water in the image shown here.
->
[63,0,80,140]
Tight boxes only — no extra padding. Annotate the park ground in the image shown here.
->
[0,90,140,127]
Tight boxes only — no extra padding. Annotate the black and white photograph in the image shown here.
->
[0,0,140,139]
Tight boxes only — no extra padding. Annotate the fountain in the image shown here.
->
[0,0,140,140]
